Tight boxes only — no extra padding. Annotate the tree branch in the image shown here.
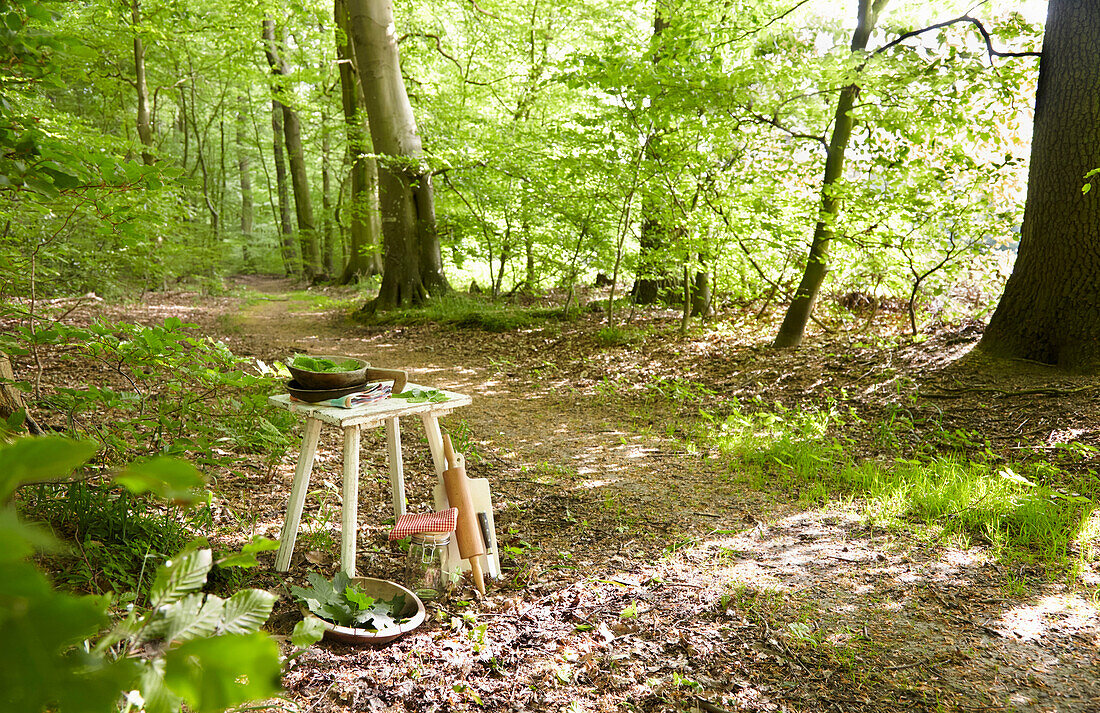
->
[875,15,1041,61]
[747,111,828,151]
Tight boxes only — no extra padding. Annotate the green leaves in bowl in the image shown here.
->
[289,572,409,630]
[290,355,362,373]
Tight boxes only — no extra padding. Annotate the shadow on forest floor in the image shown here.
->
[19,274,1100,713]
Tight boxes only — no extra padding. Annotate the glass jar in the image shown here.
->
[404,532,456,601]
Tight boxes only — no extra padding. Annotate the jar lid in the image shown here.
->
[410,532,452,545]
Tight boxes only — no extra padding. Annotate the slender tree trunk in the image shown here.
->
[773,0,888,348]
[263,17,322,280]
[236,96,254,269]
[272,99,297,276]
[346,0,449,309]
[979,0,1100,371]
[322,108,335,276]
[632,8,676,306]
[132,0,154,165]
[335,0,383,282]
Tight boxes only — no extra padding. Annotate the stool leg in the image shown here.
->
[341,424,360,576]
[420,412,447,477]
[276,417,322,572]
[385,416,405,519]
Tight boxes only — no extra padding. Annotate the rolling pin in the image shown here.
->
[442,434,486,594]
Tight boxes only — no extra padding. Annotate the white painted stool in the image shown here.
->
[268,384,472,576]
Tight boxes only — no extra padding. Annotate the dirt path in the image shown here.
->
[126,277,1100,712]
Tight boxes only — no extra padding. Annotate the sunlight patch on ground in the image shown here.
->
[997,594,1099,643]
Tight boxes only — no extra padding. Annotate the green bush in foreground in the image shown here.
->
[0,437,323,713]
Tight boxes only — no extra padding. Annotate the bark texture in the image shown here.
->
[335,0,383,283]
[346,0,449,309]
[271,99,297,276]
[979,0,1100,371]
[773,0,888,348]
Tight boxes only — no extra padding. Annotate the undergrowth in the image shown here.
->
[692,398,1100,571]
[361,294,572,332]
[20,480,198,597]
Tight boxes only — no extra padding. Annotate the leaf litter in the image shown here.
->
[10,274,1100,713]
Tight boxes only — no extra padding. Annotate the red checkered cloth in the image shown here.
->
[389,508,458,540]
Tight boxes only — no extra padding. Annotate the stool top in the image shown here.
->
[268,382,472,427]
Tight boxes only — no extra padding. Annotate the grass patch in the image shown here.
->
[597,325,647,346]
[363,294,570,332]
[20,480,197,597]
[693,400,1099,567]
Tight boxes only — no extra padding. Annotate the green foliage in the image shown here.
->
[366,294,569,332]
[392,388,450,404]
[17,318,291,463]
[692,399,1098,565]
[289,355,361,373]
[0,437,283,713]
[289,571,410,629]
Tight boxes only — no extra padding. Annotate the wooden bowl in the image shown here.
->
[301,577,425,646]
[287,355,369,389]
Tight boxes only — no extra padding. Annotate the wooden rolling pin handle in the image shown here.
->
[441,434,486,595]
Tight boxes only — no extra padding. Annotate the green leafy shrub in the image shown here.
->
[0,437,292,713]
[9,317,291,464]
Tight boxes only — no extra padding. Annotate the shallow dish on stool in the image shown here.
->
[285,379,367,403]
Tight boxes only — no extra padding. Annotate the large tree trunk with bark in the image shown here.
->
[335,0,383,283]
[773,0,888,348]
[346,0,449,309]
[979,0,1100,371]
[264,18,322,280]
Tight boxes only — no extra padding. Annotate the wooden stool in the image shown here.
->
[268,384,472,576]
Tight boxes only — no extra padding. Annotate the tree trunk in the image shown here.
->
[335,0,383,283]
[271,99,298,276]
[322,107,335,276]
[346,0,449,309]
[0,354,41,435]
[632,9,676,306]
[132,0,154,165]
[979,0,1100,371]
[772,0,888,348]
[236,96,254,269]
[263,18,322,280]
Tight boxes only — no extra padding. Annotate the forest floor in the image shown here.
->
[34,276,1100,712]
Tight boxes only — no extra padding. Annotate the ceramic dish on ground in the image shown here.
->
[300,577,425,645]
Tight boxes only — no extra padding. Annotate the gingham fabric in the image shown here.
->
[388,508,458,540]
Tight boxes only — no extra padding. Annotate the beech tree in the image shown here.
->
[772,0,888,348]
[346,0,449,309]
[979,0,1100,371]
[264,17,322,280]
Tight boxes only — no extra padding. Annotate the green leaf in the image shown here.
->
[218,589,277,635]
[217,536,280,568]
[344,583,375,611]
[0,437,97,500]
[114,457,208,506]
[138,659,182,713]
[144,593,224,644]
[291,617,326,649]
[149,549,212,608]
[163,633,282,713]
